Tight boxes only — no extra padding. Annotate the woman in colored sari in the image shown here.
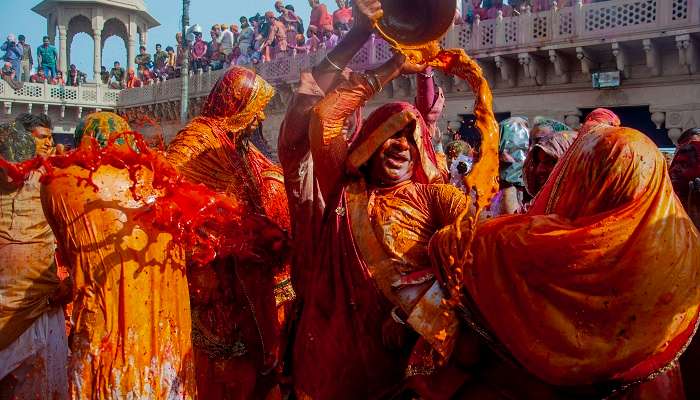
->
[522,129,577,197]
[484,116,529,217]
[432,126,699,398]
[41,111,197,399]
[166,66,293,400]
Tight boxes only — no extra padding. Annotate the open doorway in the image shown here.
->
[579,106,672,147]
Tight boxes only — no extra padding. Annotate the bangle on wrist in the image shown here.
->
[363,73,379,94]
[391,306,406,325]
[324,55,343,72]
[368,73,383,93]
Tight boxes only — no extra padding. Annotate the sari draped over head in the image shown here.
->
[461,126,700,387]
[346,101,443,184]
[74,111,131,148]
[580,107,621,136]
[166,66,292,400]
[529,109,620,214]
[530,116,571,145]
[522,130,577,197]
[166,66,287,227]
[294,99,464,400]
[498,117,529,186]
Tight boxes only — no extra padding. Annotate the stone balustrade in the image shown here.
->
[0,80,121,114]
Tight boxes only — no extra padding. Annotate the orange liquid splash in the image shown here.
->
[429,48,500,302]
[0,133,286,267]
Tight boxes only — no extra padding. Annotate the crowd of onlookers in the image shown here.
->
[107,0,355,88]
[2,0,616,90]
[457,0,610,23]
[1,34,87,90]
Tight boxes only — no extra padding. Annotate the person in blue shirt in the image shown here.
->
[36,36,58,80]
[1,34,23,82]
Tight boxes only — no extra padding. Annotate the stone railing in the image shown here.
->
[0,80,121,111]
[117,0,700,108]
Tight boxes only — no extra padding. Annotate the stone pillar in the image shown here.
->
[140,30,148,49]
[93,29,102,82]
[128,34,137,71]
[58,26,68,75]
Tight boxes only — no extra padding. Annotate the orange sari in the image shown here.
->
[457,127,700,389]
[41,160,196,399]
[166,66,292,400]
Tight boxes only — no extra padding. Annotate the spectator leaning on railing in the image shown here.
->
[109,61,125,89]
[30,67,48,84]
[100,66,110,84]
[134,46,152,78]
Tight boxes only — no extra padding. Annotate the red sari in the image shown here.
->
[291,66,463,398]
[166,67,293,400]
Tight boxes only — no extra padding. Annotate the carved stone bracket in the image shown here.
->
[611,42,630,78]
[548,50,571,83]
[518,52,546,85]
[642,39,661,76]
[494,55,517,87]
[576,46,595,75]
[676,34,698,74]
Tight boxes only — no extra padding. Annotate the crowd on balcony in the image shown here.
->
[457,0,608,23]
[0,34,89,90]
[1,0,617,90]
[103,0,355,89]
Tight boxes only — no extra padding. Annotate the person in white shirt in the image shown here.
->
[219,23,235,66]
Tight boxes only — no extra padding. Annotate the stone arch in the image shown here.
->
[67,15,94,71]
[102,18,129,66]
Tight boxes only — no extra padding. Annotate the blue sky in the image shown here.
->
[0,0,318,79]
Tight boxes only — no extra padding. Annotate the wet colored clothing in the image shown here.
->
[0,171,69,399]
[166,66,292,400]
[436,127,699,394]
[289,68,461,399]
[41,164,196,399]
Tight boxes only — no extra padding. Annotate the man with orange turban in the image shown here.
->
[41,111,197,399]
[431,126,699,398]
[166,66,293,400]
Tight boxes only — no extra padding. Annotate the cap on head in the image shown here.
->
[74,111,131,148]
